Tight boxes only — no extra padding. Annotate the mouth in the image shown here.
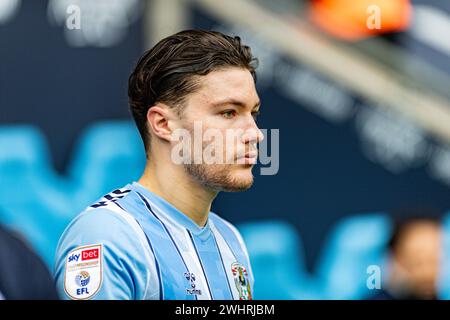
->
[237,151,258,165]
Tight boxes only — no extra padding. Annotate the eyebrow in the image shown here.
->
[211,98,261,110]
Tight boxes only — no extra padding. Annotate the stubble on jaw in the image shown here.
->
[184,163,254,192]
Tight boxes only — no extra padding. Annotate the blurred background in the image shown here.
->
[0,0,450,299]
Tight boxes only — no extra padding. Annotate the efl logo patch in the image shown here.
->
[64,244,103,300]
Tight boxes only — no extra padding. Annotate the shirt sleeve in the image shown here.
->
[54,208,157,300]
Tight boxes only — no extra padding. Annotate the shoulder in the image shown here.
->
[57,185,144,252]
[54,205,157,300]
[58,207,139,245]
[55,204,151,274]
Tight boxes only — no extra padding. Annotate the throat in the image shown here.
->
[138,172,216,228]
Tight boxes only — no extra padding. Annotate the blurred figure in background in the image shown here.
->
[308,0,411,41]
[0,223,59,300]
[372,215,442,300]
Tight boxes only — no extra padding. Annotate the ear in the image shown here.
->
[146,103,175,143]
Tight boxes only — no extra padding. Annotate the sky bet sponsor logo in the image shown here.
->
[67,248,99,263]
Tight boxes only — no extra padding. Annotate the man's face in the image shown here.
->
[172,67,263,192]
[394,222,442,298]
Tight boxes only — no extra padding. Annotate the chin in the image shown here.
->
[225,166,254,191]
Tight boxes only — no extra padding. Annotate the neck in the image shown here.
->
[137,156,218,227]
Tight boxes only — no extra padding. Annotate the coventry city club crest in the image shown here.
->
[231,262,252,300]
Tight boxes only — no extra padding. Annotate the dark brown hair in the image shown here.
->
[128,29,258,151]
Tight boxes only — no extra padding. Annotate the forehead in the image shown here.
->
[193,67,259,105]
[400,224,441,251]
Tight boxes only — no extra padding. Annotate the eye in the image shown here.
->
[251,110,260,120]
[221,110,237,119]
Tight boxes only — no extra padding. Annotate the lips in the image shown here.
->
[244,151,258,158]
[237,150,258,164]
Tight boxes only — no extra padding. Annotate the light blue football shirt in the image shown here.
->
[54,182,254,300]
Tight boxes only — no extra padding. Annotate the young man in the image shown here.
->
[54,29,263,300]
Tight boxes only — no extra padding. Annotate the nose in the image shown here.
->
[241,116,264,146]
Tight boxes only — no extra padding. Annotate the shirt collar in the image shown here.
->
[131,181,212,238]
